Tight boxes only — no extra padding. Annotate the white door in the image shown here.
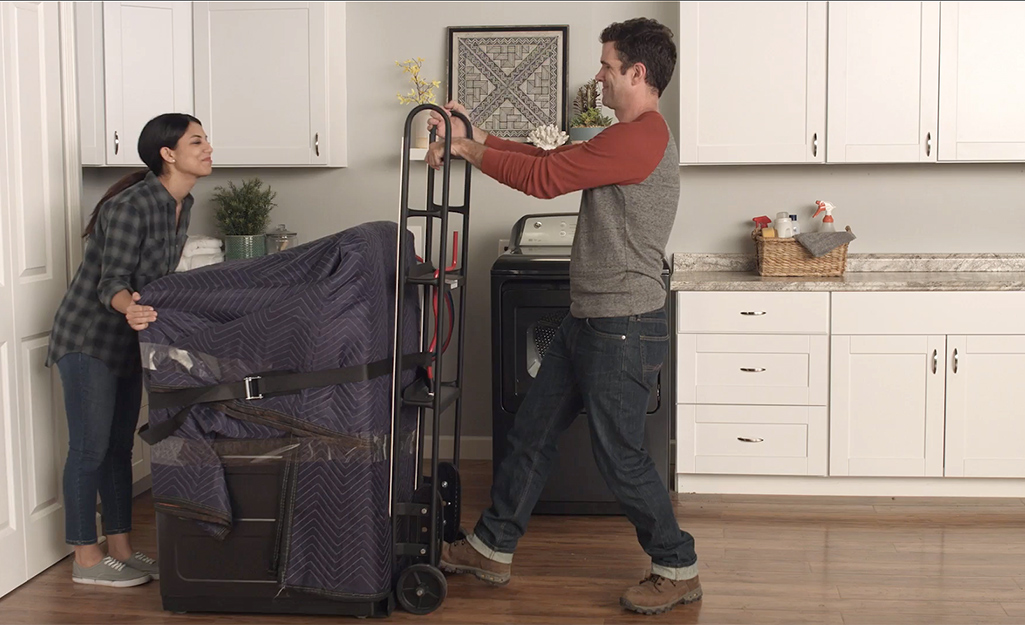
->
[945,336,1025,478]
[826,2,939,163]
[131,397,149,486]
[3,0,72,579]
[830,335,945,477]
[939,2,1025,161]
[0,5,28,600]
[103,1,192,165]
[678,1,827,164]
[193,2,327,165]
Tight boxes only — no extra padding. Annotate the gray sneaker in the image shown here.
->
[72,556,151,587]
[124,551,159,580]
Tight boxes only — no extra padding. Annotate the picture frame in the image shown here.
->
[448,25,569,142]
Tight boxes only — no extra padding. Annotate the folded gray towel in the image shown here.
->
[794,228,856,257]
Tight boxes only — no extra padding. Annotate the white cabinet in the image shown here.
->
[830,291,1025,479]
[944,336,1025,478]
[830,335,946,477]
[77,2,193,166]
[131,395,150,487]
[939,2,1025,161]
[193,2,347,166]
[0,1,72,597]
[675,292,829,476]
[826,2,939,163]
[678,2,826,164]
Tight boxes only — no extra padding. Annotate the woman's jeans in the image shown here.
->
[472,308,698,578]
[56,353,142,545]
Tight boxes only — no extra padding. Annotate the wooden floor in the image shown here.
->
[3,460,1025,624]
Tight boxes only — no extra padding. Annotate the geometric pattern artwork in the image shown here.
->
[449,26,568,141]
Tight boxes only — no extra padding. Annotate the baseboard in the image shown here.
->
[675,474,1025,497]
[422,435,492,460]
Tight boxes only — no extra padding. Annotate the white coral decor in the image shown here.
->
[528,124,569,150]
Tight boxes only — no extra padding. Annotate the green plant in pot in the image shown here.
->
[569,79,614,143]
[212,177,277,260]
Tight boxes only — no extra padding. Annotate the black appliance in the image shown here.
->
[491,213,673,515]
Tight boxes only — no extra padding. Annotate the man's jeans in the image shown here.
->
[472,308,698,578]
[56,353,142,545]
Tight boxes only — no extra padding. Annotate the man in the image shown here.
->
[426,18,700,616]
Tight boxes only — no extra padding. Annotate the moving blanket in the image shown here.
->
[140,221,421,599]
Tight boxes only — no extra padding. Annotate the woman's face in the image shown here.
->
[167,122,213,177]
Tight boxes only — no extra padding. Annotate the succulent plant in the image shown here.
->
[570,79,614,128]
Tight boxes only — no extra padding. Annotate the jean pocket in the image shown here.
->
[584,316,630,340]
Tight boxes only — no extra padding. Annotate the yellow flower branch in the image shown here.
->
[396,57,441,105]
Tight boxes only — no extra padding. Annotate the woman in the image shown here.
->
[46,113,213,587]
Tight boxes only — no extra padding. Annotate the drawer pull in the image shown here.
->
[738,437,764,443]
[740,311,766,316]
[740,367,766,373]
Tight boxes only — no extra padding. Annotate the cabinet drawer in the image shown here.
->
[832,291,1025,335]
[677,334,828,405]
[677,291,829,334]
[676,405,827,476]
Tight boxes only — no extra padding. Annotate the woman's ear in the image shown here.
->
[160,146,176,165]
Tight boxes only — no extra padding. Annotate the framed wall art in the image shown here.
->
[448,25,569,141]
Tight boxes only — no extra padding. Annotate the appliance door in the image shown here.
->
[497,279,667,511]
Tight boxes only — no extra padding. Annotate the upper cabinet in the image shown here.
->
[826,2,939,163]
[76,1,346,168]
[938,1,1025,161]
[193,2,346,167]
[77,2,193,166]
[679,2,827,165]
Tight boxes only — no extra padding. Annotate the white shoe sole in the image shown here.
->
[72,574,151,588]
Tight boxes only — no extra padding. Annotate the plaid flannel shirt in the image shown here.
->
[47,172,193,377]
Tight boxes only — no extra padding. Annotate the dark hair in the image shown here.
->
[600,18,677,97]
[83,113,201,237]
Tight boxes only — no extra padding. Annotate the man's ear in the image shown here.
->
[631,62,648,87]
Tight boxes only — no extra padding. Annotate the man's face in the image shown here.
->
[595,41,631,110]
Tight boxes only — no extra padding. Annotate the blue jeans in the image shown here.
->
[56,353,142,545]
[472,308,698,578]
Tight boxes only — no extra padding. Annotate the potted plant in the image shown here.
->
[569,79,614,143]
[396,57,441,148]
[212,177,277,260]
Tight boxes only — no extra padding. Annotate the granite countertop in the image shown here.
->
[671,253,1025,292]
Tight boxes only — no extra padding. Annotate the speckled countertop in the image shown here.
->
[671,253,1025,291]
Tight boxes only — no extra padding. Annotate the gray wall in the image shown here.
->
[82,2,1025,441]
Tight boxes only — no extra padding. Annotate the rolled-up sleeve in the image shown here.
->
[97,201,143,312]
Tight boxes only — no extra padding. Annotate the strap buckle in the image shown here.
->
[244,376,263,400]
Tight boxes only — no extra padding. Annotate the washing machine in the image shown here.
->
[490,213,673,515]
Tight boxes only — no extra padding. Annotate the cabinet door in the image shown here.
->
[194,2,327,165]
[0,4,27,599]
[830,335,945,477]
[131,399,149,486]
[939,2,1025,161]
[2,0,71,579]
[945,336,1025,478]
[827,2,939,163]
[75,2,105,166]
[679,2,826,164]
[103,1,193,165]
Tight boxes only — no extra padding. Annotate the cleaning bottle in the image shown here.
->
[774,211,794,238]
[813,200,836,233]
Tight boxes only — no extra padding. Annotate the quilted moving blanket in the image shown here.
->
[139,221,421,599]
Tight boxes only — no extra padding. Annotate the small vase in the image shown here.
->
[224,234,266,260]
[569,126,605,143]
[413,109,432,149]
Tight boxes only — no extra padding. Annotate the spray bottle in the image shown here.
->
[813,200,836,233]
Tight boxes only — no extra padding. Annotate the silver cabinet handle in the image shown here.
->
[315,133,320,156]
[953,348,959,374]
[926,131,932,157]
[740,311,766,316]
[114,131,119,155]
[740,367,766,373]
[932,349,938,374]
[738,437,764,443]
[812,132,818,157]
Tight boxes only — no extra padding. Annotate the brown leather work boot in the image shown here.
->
[439,538,511,585]
[620,573,703,615]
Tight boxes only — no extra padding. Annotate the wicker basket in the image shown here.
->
[752,226,851,277]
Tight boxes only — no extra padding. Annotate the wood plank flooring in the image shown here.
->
[3,460,1025,624]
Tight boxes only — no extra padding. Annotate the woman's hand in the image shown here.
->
[125,291,157,331]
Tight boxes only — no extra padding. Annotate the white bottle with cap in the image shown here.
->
[774,211,794,238]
